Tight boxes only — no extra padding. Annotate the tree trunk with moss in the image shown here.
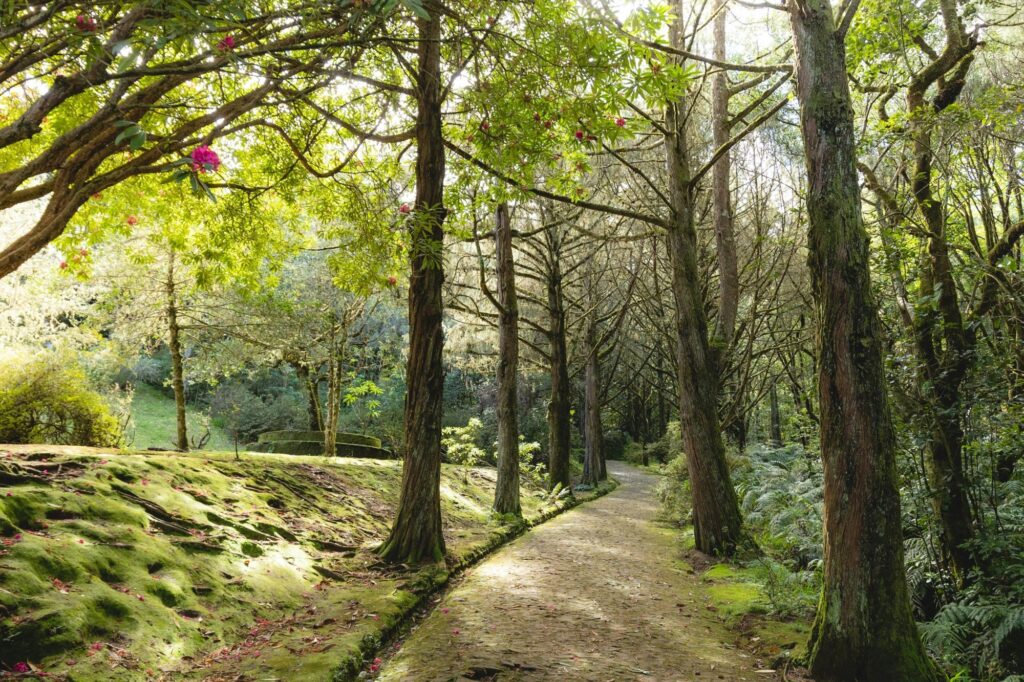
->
[662,17,746,556]
[293,363,323,432]
[581,321,605,486]
[166,251,188,452]
[323,321,345,458]
[493,202,522,516]
[546,248,572,492]
[711,0,738,350]
[378,2,446,564]
[788,2,938,679]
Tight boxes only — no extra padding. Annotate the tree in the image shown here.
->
[378,0,448,564]
[786,0,937,678]
[491,202,522,516]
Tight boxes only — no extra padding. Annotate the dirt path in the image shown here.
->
[377,463,776,681]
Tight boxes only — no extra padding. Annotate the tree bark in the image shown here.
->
[493,202,522,516]
[711,0,739,349]
[546,240,572,491]
[166,251,188,452]
[296,364,323,432]
[582,322,605,486]
[769,384,783,448]
[378,2,447,564]
[323,321,345,457]
[788,2,938,679]
[662,18,746,557]
[904,25,980,581]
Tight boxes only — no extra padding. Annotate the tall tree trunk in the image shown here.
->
[769,384,783,448]
[166,251,188,452]
[906,35,980,581]
[788,2,937,679]
[663,19,746,557]
[323,322,345,457]
[493,202,522,516]
[711,0,739,349]
[546,245,572,491]
[582,322,605,486]
[379,3,447,564]
[293,363,323,431]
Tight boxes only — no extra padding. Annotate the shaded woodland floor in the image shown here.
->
[377,463,787,681]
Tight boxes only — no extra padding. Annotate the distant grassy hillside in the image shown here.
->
[0,446,585,680]
[129,383,233,451]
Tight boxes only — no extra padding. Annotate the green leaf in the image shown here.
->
[129,131,147,151]
[401,0,430,19]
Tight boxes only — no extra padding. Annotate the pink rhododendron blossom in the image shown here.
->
[190,145,221,173]
[13,662,30,673]
[218,35,236,51]
[399,203,411,214]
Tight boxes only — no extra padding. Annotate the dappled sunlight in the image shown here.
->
[380,465,765,681]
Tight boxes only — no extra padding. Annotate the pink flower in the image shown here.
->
[13,662,30,673]
[125,215,138,226]
[441,607,449,614]
[190,145,221,173]
[615,117,626,127]
[13,534,21,541]
[75,15,97,32]
[217,35,236,51]
[574,130,584,140]
[59,260,68,270]
[398,203,411,214]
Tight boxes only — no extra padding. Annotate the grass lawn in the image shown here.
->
[128,383,234,451]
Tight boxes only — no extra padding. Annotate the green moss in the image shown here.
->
[703,564,739,580]
[240,541,263,557]
[707,582,765,616]
[0,446,582,679]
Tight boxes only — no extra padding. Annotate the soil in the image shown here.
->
[377,463,781,681]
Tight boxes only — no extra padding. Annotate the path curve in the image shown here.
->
[377,463,773,681]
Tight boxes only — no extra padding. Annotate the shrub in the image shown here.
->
[208,382,306,445]
[655,455,690,525]
[441,417,487,466]
[518,439,546,486]
[0,352,123,447]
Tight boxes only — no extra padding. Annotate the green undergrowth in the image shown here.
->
[0,445,587,680]
[694,554,815,670]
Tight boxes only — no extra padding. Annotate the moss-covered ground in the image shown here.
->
[0,445,579,680]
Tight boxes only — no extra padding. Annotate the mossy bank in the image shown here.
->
[0,445,587,680]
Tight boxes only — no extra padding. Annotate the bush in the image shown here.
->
[655,455,690,525]
[208,382,306,445]
[0,352,123,447]
[441,417,488,465]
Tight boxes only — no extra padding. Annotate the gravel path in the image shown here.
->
[376,462,774,681]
